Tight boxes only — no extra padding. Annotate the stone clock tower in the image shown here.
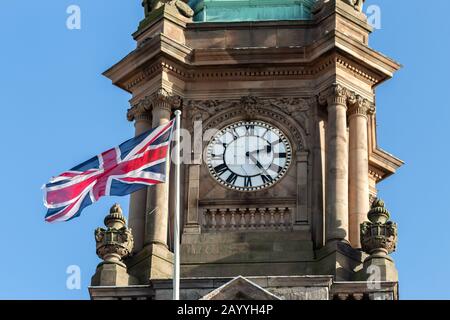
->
[89,0,403,300]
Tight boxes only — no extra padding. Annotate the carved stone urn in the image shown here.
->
[94,204,134,267]
[360,199,398,258]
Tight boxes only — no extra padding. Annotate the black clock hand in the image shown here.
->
[247,153,270,176]
[249,144,272,156]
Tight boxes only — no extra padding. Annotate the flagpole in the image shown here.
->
[173,110,181,301]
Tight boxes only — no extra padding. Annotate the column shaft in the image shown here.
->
[128,113,152,253]
[145,105,172,247]
[325,92,349,243]
[348,102,371,248]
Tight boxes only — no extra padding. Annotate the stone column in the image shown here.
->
[296,152,309,224]
[127,102,153,253]
[348,95,373,248]
[321,84,350,243]
[145,89,182,247]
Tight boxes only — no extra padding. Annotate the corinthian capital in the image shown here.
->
[348,94,375,117]
[319,84,350,107]
[127,88,183,122]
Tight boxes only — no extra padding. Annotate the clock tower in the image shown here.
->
[90,0,403,300]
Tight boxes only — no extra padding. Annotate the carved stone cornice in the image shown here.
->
[127,88,183,122]
[124,55,382,92]
[369,168,383,182]
[347,94,375,118]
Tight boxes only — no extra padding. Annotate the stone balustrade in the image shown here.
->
[202,207,293,232]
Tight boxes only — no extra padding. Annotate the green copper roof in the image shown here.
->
[188,0,316,22]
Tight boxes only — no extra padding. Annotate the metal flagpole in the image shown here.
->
[173,110,181,301]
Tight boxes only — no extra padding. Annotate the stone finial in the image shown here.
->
[142,0,194,19]
[94,204,134,267]
[343,0,364,12]
[313,0,365,14]
[104,203,126,228]
[360,199,398,257]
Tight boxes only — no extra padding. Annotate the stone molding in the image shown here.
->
[125,55,381,92]
[127,88,183,121]
[369,167,384,183]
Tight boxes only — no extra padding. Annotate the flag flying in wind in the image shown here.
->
[43,119,175,223]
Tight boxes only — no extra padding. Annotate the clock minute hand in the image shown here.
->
[247,153,270,175]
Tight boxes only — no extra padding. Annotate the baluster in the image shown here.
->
[204,209,210,230]
[275,208,282,230]
[220,209,227,229]
[279,209,285,230]
[240,209,247,230]
[230,209,237,230]
[249,209,256,230]
[211,210,217,230]
[284,207,291,230]
[259,208,266,229]
[269,208,276,229]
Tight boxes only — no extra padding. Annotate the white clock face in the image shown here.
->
[207,121,292,191]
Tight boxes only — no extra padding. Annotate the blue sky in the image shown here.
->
[0,1,449,300]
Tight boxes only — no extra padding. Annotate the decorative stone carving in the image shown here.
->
[319,84,375,117]
[343,0,365,12]
[142,0,194,19]
[186,95,311,150]
[319,84,351,107]
[348,94,375,117]
[127,88,183,121]
[360,199,398,257]
[203,207,293,232]
[95,204,134,267]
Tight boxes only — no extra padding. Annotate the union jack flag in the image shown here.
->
[43,119,175,223]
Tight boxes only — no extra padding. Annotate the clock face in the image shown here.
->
[207,121,292,191]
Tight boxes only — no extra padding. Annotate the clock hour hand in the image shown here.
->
[249,145,272,156]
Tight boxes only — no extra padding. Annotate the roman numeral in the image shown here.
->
[269,164,282,173]
[245,125,255,136]
[231,129,239,140]
[274,152,287,159]
[261,174,274,184]
[271,140,281,148]
[244,176,252,187]
[214,164,228,176]
[261,128,269,137]
[211,153,223,161]
[226,173,238,185]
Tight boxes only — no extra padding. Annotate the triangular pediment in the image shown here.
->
[200,276,281,300]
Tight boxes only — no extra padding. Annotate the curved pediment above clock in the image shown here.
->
[186,96,313,152]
